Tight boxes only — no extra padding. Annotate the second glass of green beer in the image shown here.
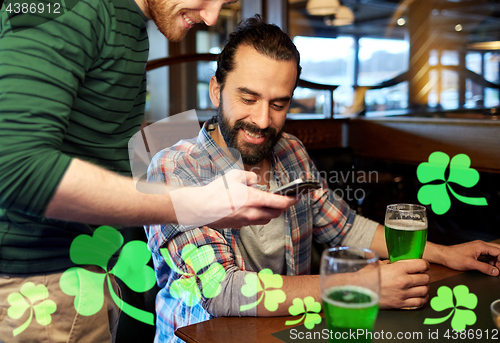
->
[384,204,428,263]
[320,247,380,343]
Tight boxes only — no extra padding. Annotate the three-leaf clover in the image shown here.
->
[7,282,57,336]
[417,152,487,215]
[240,268,286,312]
[160,244,226,307]
[59,226,156,325]
[285,297,322,329]
[424,285,477,332]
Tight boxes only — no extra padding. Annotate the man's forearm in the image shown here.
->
[45,158,177,226]
[369,224,389,259]
[422,241,446,265]
[257,275,320,316]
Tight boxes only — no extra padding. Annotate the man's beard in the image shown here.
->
[217,97,283,166]
[146,0,190,42]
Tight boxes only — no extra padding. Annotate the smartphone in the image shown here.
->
[272,178,321,196]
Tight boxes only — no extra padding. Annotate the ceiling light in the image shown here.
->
[455,24,463,31]
[306,0,341,16]
[397,18,406,26]
[328,6,354,26]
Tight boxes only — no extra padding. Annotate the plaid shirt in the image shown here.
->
[145,119,356,343]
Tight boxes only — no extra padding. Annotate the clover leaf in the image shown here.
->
[160,244,226,307]
[69,224,123,269]
[7,282,57,336]
[60,267,106,316]
[285,297,322,329]
[424,285,477,332]
[110,240,156,293]
[240,269,286,312]
[60,226,156,325]
[417,152,487,215]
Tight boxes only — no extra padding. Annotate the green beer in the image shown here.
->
[385,223,427,262]
[322,285,379,342]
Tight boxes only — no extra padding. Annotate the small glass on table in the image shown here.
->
[320,247,380,343]
[491,299,500,329]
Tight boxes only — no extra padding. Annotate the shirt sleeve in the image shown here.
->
[145,147,214,246]
[341,215,380,249]
[145,146,260,317]
[0,2,103,215]
[158,226,258,317]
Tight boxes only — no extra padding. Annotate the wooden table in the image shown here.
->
[175,262,494,343]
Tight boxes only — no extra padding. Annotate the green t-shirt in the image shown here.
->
[0,0,149,274]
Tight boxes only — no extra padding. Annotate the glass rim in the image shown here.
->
[491,299,500,315]
[322,246,379,264]
[386,203,426,212]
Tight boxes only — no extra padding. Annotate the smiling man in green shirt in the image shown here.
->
[0,0,297,341]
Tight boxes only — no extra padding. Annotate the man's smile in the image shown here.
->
[240,128,266,145]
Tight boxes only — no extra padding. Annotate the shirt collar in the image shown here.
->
[197,117,244,175]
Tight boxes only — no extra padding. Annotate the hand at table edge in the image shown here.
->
[424,240,500,277]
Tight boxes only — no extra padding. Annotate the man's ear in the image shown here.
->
[209,76,221,108]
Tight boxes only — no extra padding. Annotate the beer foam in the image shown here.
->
[385,220,427,231]
[322,285,379,308]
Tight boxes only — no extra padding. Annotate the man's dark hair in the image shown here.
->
[215,15,302,91]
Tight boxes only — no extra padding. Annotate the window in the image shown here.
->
[484,53,500,108]
[293,36,355,117]
[358,38,409,114]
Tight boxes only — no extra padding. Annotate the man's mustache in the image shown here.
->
[233,121,277,138]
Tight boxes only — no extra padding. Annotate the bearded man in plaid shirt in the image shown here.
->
[145,15,500,343]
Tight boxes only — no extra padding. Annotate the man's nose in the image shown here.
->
[199,3,222,26]
[251,103,271,129]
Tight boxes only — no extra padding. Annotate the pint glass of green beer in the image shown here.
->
[384,204,428,263]
[320,247,380,343]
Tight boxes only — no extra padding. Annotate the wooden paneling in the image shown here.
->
[348,117,500,173]
[284,119,346,150]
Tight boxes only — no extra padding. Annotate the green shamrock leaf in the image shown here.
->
[240,269,286,312]
[417,151,449,184]
[60,226,156,325]
[285,297,322,329]
[69,225,123,269]
[417,152,487,215]
[199,262,225,299]
[110,240,156,293]
[7,282,57,336]
[424,285,478,332]
[418,183,450,215]
[430,285,454,312]
[241,273,263,297]
[60,267,106,316]
[170,276,201,307]
[160,244,227,307]
[448,154,480,188]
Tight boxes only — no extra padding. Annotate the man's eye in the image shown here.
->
[272,104,285,110]
[242,98,255,104]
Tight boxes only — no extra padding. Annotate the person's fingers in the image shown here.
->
[469,240,500,261]
[250,208,284,222]
[394,259,430,274]
[407,273,431,287]
[467,259,499,276]
[248,187,298,209]
[403,284,429,298]
[241,170,258,186]
[401,295,429,309]
[484,241,500,250]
